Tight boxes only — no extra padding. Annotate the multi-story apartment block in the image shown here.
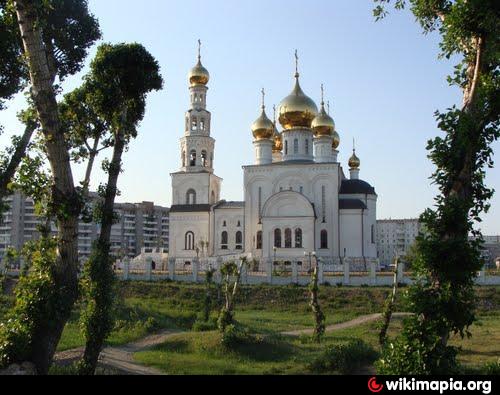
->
[376,218,422,266]
[0,191,169,264]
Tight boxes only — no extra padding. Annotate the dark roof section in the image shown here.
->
[213,201,245,209]
[339,199,367,210]
[340,179,376,195]
[170,204,212,213]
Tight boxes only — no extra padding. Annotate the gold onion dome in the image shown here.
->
[332,131,340,150]
[349,150,361,169]
[311,85,335,137]
[278,51,318,129]
[273,129,283,152]
[272,105,283,152]
[252,89,274,140]
[189,40,210,86]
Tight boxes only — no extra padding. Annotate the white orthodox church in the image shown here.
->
[169,47,378,271]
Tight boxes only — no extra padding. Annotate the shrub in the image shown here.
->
[483,359,500,375]
[309,339,378,374]
[192,318,217,332]
[220,324,252,349]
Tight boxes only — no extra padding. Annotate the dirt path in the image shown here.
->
[281,312,411,336]
[54,330,181,375]
[55,313,410,375]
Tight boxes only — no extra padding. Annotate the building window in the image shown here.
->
[200,119,205,131]
[221,231,228,250]
[285,228,292,248]
[293,139,299,154]
[371,225,375,244]
[191,117,198,131]
[185,232,195,250]
[186,189,196,205]
[285,140,288,155]
[295,228,303,248]
[235,231,243,250]
[320,230,328,249]
[274,229,282,248]
[223,221,227,227]
[237,221,241,227]
[256,231,262,250]
[190,150,196,166]
[305,139,309,155]
[201,150,208,167]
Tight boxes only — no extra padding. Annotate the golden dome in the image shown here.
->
[252,91,275,141]
[311,86,335,136]
[332,131,340,150]
[278,73,318,129]
[349,150,361,169]
[189,59,210,87]
[272,128,283,152]
[189,40,210,86]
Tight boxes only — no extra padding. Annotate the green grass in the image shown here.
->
[134,313,500,375]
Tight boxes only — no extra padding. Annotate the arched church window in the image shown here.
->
[320,230,328,249]
[284,140,288,155]
[371,225,375,244]
[237,221,241,227]
[201,150,207,167]
[200,119,205,131]
[305,139,309,155]
[274,229,282,248]
[285,228,292,248]
[190,150,196,167]
[295,228,303,248]
[293,139,299,154]
[185,232,195,250]
[235,231,243,250]
[256,231,262,250]
[223,220,227,227]
[186,189,197,205]
[191,117,198,131]
[221,231,228,250]
[210,152,213,167]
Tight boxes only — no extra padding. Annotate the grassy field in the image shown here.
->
[134,312,500,375]
[1,280,499,374]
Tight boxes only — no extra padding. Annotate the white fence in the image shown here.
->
[4,258,500,286]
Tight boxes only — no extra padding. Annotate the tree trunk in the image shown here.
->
[81,137,101,197]
[0,122,37,201]
[310,260,325,343]
[14,0,80,375]
[379,257,399,347]
[79,127,126,375]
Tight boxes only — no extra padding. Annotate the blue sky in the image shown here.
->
[1,0,498,233]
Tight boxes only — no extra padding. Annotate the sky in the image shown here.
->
[0,0,499,234]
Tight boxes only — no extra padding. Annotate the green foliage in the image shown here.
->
[308,339,378,374]
[0,0,101,108]
[0,237,69,369]
[203,267,216,322]
[192,317,218,332]
[374,0,500,374]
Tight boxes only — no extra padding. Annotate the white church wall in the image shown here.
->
[214,207,245,255]
[169,211,210,259]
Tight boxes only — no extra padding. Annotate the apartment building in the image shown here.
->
[0,191,169,264]
[376,218,421,266]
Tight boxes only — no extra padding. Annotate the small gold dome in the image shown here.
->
[349,150,361,169]
[312,102,335,137]
[272,128,283,152]
[189,59,210,86]
[332,131,340,150]
[278,75,318,130]
[252,108,274,140]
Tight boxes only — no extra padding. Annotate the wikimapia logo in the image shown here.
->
[367,377,492,394]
